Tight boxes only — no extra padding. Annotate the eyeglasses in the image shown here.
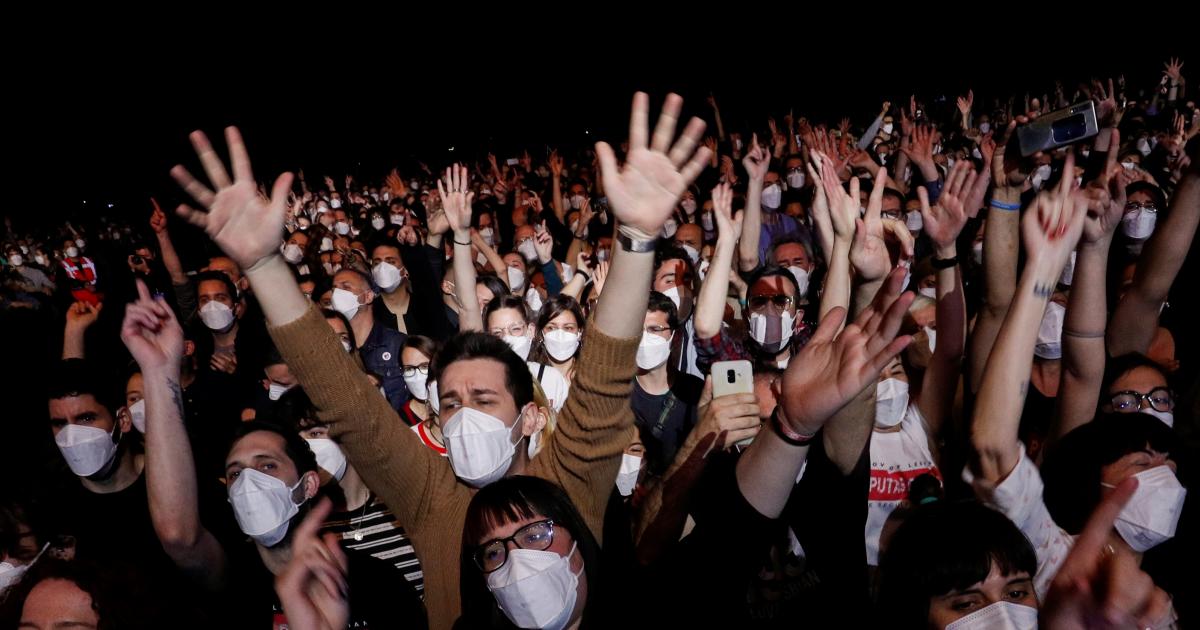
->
[402,364,429,378]
[747,294,795,309]
[1125,202,1158,213]
[491,324,528,338]
[473,519,556,573]
[644,325,672,335]
[1110,388,1173,413]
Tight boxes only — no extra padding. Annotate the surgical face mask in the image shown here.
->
[128,399,147,434]
[636,332,673,370]
[787,266,809,298]
[331,288,363,320]
[371,216,386,230]
[615,453,641,497]
[75,239,86,249]
[504,332,532,361]
[700,211,714,232]
[977,122,991,135]
[65,246,80,258]
[34,255,47,266]
[1031,164,1052,190]
[1104,466,1187,553]
[662,286,683,312]
[330,198,343,209]
[0,560,29,591]
[341,339,353,353]
[372,262,403,293]
[268,382,294,401]
[1145,408,1174,427]
[525,287,544,313]
[1059,251,1076,286]
[905,210,924,232]
[442,406,521,487]
[1121,161,1136,171]
[1122,208,1157,240]
[390,213,405,226]
[681,199,698,214]
[228,468,305,547]
[543,329,580,362]
[569,194,586,210]
[507,267,526,292]
[404,371,428,401]
[1033,301,1065,360]
[1137,137,1152,156]
[487,541,582,630]
[761,184,782,210]
[919,286,937,300]
[199,301,236,332]
[944,601,1038,630]
[334,221,351,236]
[517,238,539,263]
[924,326,937,353]
[306,438,348,481]
[8,254,22,266]
[320,237,334,253]
[874,377,910,428]
[661,219,679,239]
[680,245,700,266]
[787,171,805,189]
[882,123,895,135]
[55,424,120,477]
[749,310,795,354]
[971,241,984,265]
[479,227,496,247]
[281,243,304,264]
[19,245,28,255]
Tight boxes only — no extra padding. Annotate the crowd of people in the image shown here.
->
[0,58,1197,629]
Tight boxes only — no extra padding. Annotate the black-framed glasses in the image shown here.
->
[1125,201,1158,213]
[1110,388,1173,413]
[473,519,556,573]
[402,364,429,378]
[748,294,795,310]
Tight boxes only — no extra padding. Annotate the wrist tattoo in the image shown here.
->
[1032,283,1054,299]
[167,378,185,419]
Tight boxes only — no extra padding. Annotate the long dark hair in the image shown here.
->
[530,294,586,365]
[458,476,600,629]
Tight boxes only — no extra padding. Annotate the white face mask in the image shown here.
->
[1104,465,1187,553]
[334,221,351,236]
[919,286,937,300]
[267,382,294,401]
[1145,408,1174,427]
[228,469,305,547]
[661,219,679,239]
[905,210,924,232]
[341,339,353,353]
[595,249,610,263]
[19,245,27,254]
[404,371,428,401]
[1033,302,1065,360]
[1121,161,1136,171]
[306,438,348,481]
[874,377,910,428]
[331,288,363,321]
[504,333,532,361]
[761,184,782,210]
[944,600,1038,630]
[75,239,86,249]
[199,301,236,332]
[1122,208,1157,240]
[971,241,984,265]
[786,171,805,189]
[749,311,795,354]
[330,198,343,209]
[700,211,715,232]
[1059,250,1077,286]
[680,245,700,266]
[1031,164,1053,190]
[525,287,544,313]
[128,399,147,434]
[681,199,698,214]
[1137,137,1152,156]
[882,123,895,135]
[787,266,809,298]
[615,453,641,497]
[978,122,991,134]
[636,332,673,370]
[281,243,304,264]
[65,246,80,258]
[372,262,403,293]
[488,542,582,630]
[543,329,581,362]
[480,227,496,247]
[8,254,22,266]
[517,238,539,263]
[55,424,120,477]
[390,213,406,226]
[569,195,586,210]
[0,560,29,591]
[662,286,683,312]
[371,217,386,230]
[924,326,937,353]
[507,267,527,292]
[35,255,48,266]
[320,238,334,253]
[442,406,521,487]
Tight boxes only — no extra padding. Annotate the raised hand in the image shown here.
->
[695,377,761,450]
[171,127,295,270]
[595,93,711,238]
[274,499,350,630]
[957,89,974,118]
[323,175,336,192]
[777,268,913,435]
[1163,57,1185,84]
[741,133,770,182]
[710,182,743,242]
[1081,130,1128,245]
[1022,153,1087,280]
[150,198,168,234]
[1092,78,1118,126]
[919,160,975,251]
[548,150,564,178]
[436,164,475,237]
[901,125,937,173]
[850,169,893,282]
[120,279,183,372]
[65,300,103,331]
[210,352,238,375]
[590,259,610,297]
[816,151,857,243]
[385,169,407,198]
[533,221,554,264]
[991,121,1029,188]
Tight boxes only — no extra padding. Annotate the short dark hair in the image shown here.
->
[266,388,323,432]
[368,238,401,261]
[646,291,679,330]
[227,420,318,478]
[1125,181,1167,213]
[878,500,1037,629]
[746,265,800,302]
[321,309,357,349]
[403,335,440,361]
[195,270,239,302]
[476,274,511,304]
[0,558,127,629]
[654,243,696,289]
[430,332,534,409]
[1101,352,1169,395]
[48,359,122,418]
[1042,413,1180,534]
[485,294,531,329]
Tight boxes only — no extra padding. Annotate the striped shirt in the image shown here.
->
[322,495,425,595]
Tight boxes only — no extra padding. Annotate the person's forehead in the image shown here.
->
[774,243,805,260]
[657,259,686,277]
[785,157,804,169]
[324,317,348,334]
[515,225,535,237]
[372,245,401,260]
[1110,365,1168,392]
[644,310,669,326]
[490,307,527,328]
[401,346,430,363]
[1128,190,1155,204]
[548,310,577,327]
[22,578,99,627]
[751,275,790,295]
[676,225,701,241]
[197,279,232,299]
[49,393,107,417]
[442,358,512,395]
[333,271,364,287]
[882,196,902,210]
[227,431,291,467]
[477,512,549,545]
[125,372,143,393]
[504,255,524,268]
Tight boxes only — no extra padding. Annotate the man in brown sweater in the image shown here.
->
[168,92,712,628]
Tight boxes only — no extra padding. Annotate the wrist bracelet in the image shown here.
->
[772,408,817,447]
[990,199,1021,211]
[932,255,959,270]
[617,228,657,253]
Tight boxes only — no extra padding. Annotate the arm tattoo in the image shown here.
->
[1032,282,1054,299]
[167,378,185,420]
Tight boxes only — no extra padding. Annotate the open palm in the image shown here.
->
[436,164,475,235]
[172,128,294,270]
[920,161,974,249]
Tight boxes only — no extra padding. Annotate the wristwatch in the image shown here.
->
[616,230,657,253]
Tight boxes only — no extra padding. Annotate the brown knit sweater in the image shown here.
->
[269,305,638,630]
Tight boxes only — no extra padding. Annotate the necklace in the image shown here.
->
[351,494,372,542]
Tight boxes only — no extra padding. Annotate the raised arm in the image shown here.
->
[817,153,858,323]
[549,150,566,222]
[972,157,1086,483]
[62,301,101,360]
[150,199,188,286]
[738,136,769,273]
[121,280,226,589]
[439,165,485,332]
[693,183,742,340]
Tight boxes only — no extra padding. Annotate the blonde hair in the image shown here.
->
[528,377,557,458]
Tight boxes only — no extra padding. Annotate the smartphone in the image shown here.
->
[506,158,520,166]
[711,360,756,446]
[1017,101,1099,157]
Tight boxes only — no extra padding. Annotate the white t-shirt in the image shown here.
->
[865,404,941,566]
[528,362,569,412]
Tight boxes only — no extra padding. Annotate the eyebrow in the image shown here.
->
[225,453,281,473]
